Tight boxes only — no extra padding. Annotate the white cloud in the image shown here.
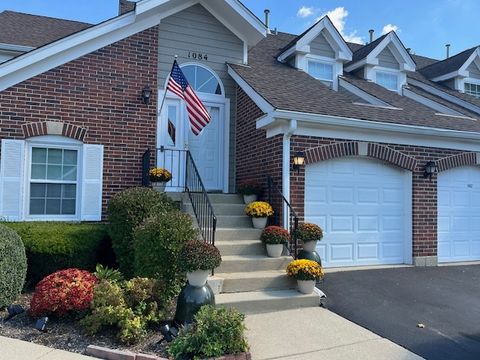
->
[319,7,364,44]
[381,24,399,35]
[297,6,314,18]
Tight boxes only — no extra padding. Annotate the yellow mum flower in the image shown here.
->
[149,167,172,182]
[245,201,274,218]
[286,259,324,281]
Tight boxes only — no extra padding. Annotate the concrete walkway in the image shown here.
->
[245,307,424,360]
[0,336,98,360]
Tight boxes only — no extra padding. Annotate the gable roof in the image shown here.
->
[348,34,388,65]
[0,10,92,48]
[229,33,480,134]
[419,46,479,79]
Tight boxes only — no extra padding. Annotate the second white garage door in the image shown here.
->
[438,166,480,263]
[305,157,412,268]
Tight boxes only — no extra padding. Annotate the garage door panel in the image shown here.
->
[305,157,410,267]
[438,166,480,263]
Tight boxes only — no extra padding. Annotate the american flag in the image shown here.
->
[167,60,211,136]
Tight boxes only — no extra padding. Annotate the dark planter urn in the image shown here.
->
[174,282,215,327]
[297,249,322,267]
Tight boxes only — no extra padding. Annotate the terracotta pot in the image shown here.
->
[297,280,316,294]
[252,217,268,229]
[186,270,209,287]
[302,240,318,252]
[152,181,166,192]
[243,194,257,204]
[266,243,284,258]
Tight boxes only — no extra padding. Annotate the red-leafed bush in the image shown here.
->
[261,226,290,245]
[29,268,97,318]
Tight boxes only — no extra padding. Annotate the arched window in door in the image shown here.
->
[180,64,224,95]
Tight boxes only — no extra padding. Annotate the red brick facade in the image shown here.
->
[0,26,159,217]
[235,90,478,260]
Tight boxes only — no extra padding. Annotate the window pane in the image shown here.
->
[63,184,76,198]
[181,65,222,95]
[182,65,196,88]
[61,200,76,215]
[47,165,62,180]
[31,164,46,179]
[47,149,63,164]
[62,166,77,181]
[465,82,480,98]
[376,72,398,91]
[32,148,47,163]
[46,199,61,214]
[31,184,46,198]
[64,150,77,165]
[30,199,45,215]
[308,61,334,81]
[46,184,61,198]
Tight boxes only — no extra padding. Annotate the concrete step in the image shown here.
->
[221,270,296,293]
[216,215,252,228]
[216,289,320,314]
[217,255,292,273]
[216,228,262,241]
[207,193,244,204]
[216,240,264,256]
[183,203,246,216]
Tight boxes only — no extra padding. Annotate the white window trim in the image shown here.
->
[371,66,405,94]
[24,136,83,221]
[464,80,480,98]
[302,54,341,91]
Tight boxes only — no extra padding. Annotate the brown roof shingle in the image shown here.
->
[0,10,92,48]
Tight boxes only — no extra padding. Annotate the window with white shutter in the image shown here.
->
[81,144,104,221]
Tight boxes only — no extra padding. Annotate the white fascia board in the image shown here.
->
[227,65,275,113]
[224,0,268,38]
[0,43,35,52]
[258,109,480,151]
[344,58,367,72]
[403,88,463,116]
[431,71,461,82]
[338,78,389,106]
[409,78,480,115]
[459,47,480,74]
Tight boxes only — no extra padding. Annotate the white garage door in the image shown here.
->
[438,166,480,263]
[305,157,412,267]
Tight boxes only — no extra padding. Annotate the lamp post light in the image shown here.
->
[423,161,438,181]
[142,86,152,105]
[292,151,305,173]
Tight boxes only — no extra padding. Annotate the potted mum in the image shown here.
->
[237,180,262,204]
[296,222,323,252]
[179,240,222,287]
[261,226,289,258]
[286,259,324,294]
[149,167,172,192]
[245,201,274,229]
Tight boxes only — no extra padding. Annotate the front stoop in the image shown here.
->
[182,193,322,315]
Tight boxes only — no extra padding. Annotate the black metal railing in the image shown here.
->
[267,175,299,258]
[142,147,217,247]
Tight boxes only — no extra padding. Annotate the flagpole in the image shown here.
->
[158,54,178,117]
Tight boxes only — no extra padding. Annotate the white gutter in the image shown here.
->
[282,119,297,229]
[0,43,35,53]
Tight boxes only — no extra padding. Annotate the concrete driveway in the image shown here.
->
[321,265,480,360]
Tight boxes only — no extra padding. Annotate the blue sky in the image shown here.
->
[1,0,478,60]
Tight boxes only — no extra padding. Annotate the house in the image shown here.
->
[1,0,480,269]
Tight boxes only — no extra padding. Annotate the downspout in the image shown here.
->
[282,119,297,229]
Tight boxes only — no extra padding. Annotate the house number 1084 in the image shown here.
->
[188,51,208,61]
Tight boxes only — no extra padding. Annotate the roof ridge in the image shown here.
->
[0,10,92,26]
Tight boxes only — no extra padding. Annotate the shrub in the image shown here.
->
[149,168,172,182]
[286,259,324,281]
[179,241,222,273]
[94,264,124,283]
[29,268,97,318]
[296,223,323,243]
[168,305,249,360]
[237,180,262,196]
[3,222,111,285]
[244,201,274,218]
[81,277,169,344]
[108,187,177,278]
[0,224,27,309]
[261,226,290,245]
[133,211,197,298]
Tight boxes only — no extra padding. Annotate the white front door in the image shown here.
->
[438,166,480,262]
[305,157,412,267]
[158,98,225,191]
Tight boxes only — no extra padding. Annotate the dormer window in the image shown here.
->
[465,82,480,98]
[376,70,399,91]
[307,59,334,87]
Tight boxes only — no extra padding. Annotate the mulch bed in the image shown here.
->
[0,293,171,358]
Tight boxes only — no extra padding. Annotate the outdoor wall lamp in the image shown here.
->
[293,151,305,173]
[423,161,438,181]
[142,86,152,105]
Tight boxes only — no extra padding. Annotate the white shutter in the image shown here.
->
[0,139,26,221]
[81,144,104,221]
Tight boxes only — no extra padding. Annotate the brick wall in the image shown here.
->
[235,87,283,217]
[0,26,159,218]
